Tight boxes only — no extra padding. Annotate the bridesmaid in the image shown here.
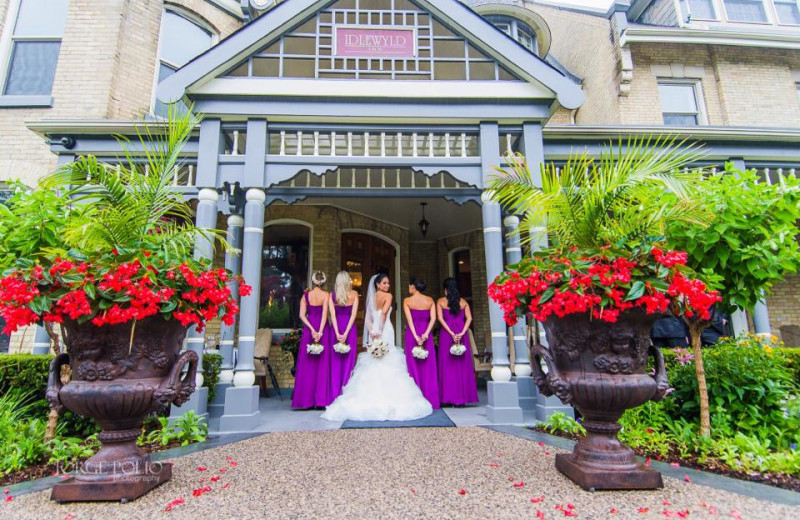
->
[437,278,479,406]
[402,278,440,409]
[328,271,359,401]
[292,271,332,409]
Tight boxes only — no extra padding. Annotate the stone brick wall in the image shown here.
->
[408,241,441,297]
[766,275,800,346]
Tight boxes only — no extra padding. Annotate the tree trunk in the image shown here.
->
[43,322,67,442]
[688,320,711,437]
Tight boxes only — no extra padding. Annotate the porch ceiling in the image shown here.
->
[292,197,482,242]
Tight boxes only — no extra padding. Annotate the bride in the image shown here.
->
[322,273,433,422]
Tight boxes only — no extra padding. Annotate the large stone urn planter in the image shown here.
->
[46,316,197,502]
[531,310,670,491]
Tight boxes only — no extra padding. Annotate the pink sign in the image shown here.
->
[335,27,416,58]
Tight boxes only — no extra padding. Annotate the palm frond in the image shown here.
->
[487,135,711,250]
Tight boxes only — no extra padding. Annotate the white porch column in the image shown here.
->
[209,214,243,415]
[481,121,523,424]
[220,189,265,432]
[753,294,772,337]
[171,188,218,422]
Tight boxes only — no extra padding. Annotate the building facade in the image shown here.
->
[1,0,799,428]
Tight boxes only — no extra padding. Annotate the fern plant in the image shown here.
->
[43,107,221,261]
[488,136,711,250]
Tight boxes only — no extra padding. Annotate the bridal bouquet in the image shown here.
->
[367,338,389,359]
[411,346,429,360]
[450,343,467,356]
[307,342,324,355]
[333,342,351,354]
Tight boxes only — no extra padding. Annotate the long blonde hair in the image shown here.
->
[334,271,352,306]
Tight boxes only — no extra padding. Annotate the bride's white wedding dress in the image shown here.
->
[322,279,433,422]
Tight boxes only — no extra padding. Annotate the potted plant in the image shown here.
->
[0,110,249,502]
[280,327,302,376]
[487,138,720,490]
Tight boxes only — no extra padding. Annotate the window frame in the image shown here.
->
[772,0,800,25]
[150,7,218,117]
[484,14,539,56]
[682,0,721,21]
[720,0,773,24]
[0,0,69,107]
[658,80,708,126]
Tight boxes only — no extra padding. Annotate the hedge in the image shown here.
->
[0,352,223,435]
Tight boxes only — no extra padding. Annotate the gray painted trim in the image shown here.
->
[244,119,268,188]
[0,95,53,108]
[266,186,482,200]
[196,119,223,187]
[157,0,583,109]
[192,98,552,121]
[483,425,800,507]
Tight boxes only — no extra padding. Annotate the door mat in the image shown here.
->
[341,409,455,429]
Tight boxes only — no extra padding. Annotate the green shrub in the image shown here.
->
[776,347,800,385]
[667,336,799,448]
[542,412,586,436]
[0,352,223,434]
[140,411,207,447]
[0,391,49,474]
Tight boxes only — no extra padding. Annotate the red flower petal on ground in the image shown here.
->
[210,476,221,482]
[222,483,230,489]
[538,442,544,447]
[229,461,238,467]
[513,481,525,488]
[677,511,690,518]
[489,462,500,468]
[164,497,185,512]
[663,500,671,506]
[458,489,467,495]
[508,477,515,482]
[536,511,545,519]
[64,514,76,520]
[563,511,577,517]
[610,508,619,514]
[225,456,233,460]
[545,451,551,456]
[410,489,417,495]
[200,478,208,483]
[2,488,7,494]
[730,510,742,520]
[197,466,208,472]
[4,496,12,502]
[219,468,228,473]
[531,496,544,503]
[639,507,649,513]
[670,463,680,468]
[684,475,691,483]
[645,457,652,467]
[192,485,212,498]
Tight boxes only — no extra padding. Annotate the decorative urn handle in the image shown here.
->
[46,353,70,414]
[648,343,671,402]
[152,350,199,413]
[530,341,573,404]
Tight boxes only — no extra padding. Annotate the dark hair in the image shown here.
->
[409,277,426,293]
[374,273,389,290]
[443,278,461,315]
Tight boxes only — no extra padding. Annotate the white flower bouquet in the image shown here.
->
[334,342,351,354]
[307,342,324,355]
[411,346,429,360]
[450,342,467,356]
[367,338,390,359]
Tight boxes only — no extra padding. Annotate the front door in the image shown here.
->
[341,233,396,342]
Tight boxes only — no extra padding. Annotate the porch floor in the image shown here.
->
[207,388,539,434]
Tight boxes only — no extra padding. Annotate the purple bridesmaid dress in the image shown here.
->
[329,296,358,401]
[438,307,479,406]
[404,309,440,409]
[292,292,332,409]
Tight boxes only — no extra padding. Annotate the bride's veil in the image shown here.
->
[362,274,378,347]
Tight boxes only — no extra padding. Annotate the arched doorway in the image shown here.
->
[341,231,400,344]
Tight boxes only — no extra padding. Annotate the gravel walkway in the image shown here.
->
[3,427,797,520]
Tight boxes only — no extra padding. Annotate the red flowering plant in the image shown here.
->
[488,243,721,326]
[0,249,251,335]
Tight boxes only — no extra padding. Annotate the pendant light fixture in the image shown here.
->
[418,202,430,238]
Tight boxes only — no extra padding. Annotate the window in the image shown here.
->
[2,0,69,98]
[485,15,538,55]
[659,82,705,126]
[260,224,311,330]
[684,0,718,20]
[775,0,800,24]
[722,0,768,22]
[154,10,213,117]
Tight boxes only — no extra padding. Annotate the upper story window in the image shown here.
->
[1,0,70,99]
[685,0,719,19]
[659,81,706,126]
[154,10,214,117]
[722,0,769,22]
[485,15,538,55]
[775,0,800,24]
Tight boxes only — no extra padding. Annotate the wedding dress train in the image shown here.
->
[322,277,433,422]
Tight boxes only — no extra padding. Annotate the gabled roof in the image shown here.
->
[157,0,584,109]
